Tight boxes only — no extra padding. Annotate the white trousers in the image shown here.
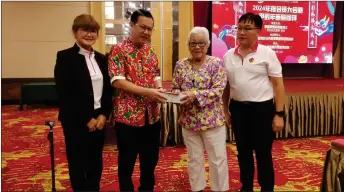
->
[182,126,229,192]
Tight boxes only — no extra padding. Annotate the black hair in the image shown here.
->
[238,12,263,30]
[130,9,154,24]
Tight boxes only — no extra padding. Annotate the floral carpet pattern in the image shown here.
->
[2,105,342,191]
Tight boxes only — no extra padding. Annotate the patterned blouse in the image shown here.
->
[108,37,161,127]
[171,56,227,131]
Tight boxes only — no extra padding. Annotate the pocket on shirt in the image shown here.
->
[142,62,155,73]
[141,55,155,71]
[142,67,155,73]
[134,65,154,87]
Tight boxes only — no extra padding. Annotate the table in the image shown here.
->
[321,139,344,192]
[20,82,58,110]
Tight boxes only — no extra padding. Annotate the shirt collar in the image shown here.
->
[234,41,259,58]
[76,43,94,57]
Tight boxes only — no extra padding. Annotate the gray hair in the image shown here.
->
[187,26,211,44]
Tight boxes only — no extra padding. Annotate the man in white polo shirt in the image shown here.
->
[222,13,285,192]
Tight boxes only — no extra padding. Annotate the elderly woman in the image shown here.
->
[171,26,229,192]
[54,14,112,191]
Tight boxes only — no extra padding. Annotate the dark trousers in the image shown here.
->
[61,109,105,191]
[115,120,161,192]
[229,99,275,191]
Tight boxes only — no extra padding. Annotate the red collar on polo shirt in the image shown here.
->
[234,41,259,59]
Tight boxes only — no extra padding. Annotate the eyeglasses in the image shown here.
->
[235,26,260,32]
[188,41,207,48]
[136,24,154,33]
[80,28,98,35]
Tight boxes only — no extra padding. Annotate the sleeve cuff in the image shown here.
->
[192,90,200,103]
[268,73,283,78]
[110,76,125,84]
[154,76,161,81]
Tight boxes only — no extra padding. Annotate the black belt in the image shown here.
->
[231,98,273,105]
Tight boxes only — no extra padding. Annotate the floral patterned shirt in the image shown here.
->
[108,37,161,127]
[171,56,227,131]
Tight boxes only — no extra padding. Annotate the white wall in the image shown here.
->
[2,2,89,78]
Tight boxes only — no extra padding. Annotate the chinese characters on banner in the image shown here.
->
[251,3,305,54]
[308,1,318,48]
[257,5,303,22]
[212,1,335,63]
[233,1,246,46]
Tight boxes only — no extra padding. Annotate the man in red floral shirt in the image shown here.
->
[108,9,166,191]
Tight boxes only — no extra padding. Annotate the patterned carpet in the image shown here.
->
[1,105,342,191]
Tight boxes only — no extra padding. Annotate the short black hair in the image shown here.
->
[130,9,154,24]
[238,12,263,30]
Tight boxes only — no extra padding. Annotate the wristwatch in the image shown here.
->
[275,111,285,117]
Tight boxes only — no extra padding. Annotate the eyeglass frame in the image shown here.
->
[135,23,155,33]
[79,28,98,35]
[234,26,260,33]
[188,41,208,48]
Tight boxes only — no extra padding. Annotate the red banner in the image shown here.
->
[212,1,335,64]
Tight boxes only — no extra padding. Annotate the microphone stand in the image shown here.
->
[45,121,56,192]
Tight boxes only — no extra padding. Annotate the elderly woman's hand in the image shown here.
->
[172,89,180,94]
[180,91,196,105]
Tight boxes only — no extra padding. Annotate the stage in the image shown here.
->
[283,79,344,94]
[160,79,344,146]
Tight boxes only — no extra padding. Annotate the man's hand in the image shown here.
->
[224,111,231,129]
[96,114,107,131]
[87,118,98,132]
[273,115,284,132]
[158,87,167,93]
[180,91,196,105]
[144,88,167,103]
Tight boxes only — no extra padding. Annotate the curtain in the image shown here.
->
[333,2,344,78]
[193,1,212,55]
[193,1,209,28]
[89,2,106,54]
